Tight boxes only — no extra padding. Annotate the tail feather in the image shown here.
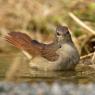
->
[5,32,43,57]
[6,35,23,49]
[5,31,59,61]
[5,32,32,49]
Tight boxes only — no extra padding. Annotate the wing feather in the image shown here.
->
[5,32,60,61]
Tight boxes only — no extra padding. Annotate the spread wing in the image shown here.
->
[5,32,59,61]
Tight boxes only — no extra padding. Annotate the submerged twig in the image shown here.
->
[22,50,32,60]
[80,52,93,60]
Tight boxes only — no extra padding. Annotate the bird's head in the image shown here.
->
[56,25,72,43]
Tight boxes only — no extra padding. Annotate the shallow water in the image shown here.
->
[0,53,95,82]
[0,54,95,94]
[0,81,95,95]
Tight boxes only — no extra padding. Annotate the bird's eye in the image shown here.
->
[57,32,60,36]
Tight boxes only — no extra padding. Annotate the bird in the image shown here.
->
[5,25,80,71]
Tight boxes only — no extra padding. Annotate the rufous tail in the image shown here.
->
[5,32,32,50]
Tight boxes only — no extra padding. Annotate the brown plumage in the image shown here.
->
[5,25,80,70]
[5,32,60,61]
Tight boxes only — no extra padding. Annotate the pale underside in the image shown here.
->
[29,44,79,71]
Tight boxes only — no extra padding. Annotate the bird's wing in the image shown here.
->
[41,43,60,61]
[5,32,59,61]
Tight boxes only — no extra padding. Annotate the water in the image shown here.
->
[0,81,95,95]
[0,54,95,95]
